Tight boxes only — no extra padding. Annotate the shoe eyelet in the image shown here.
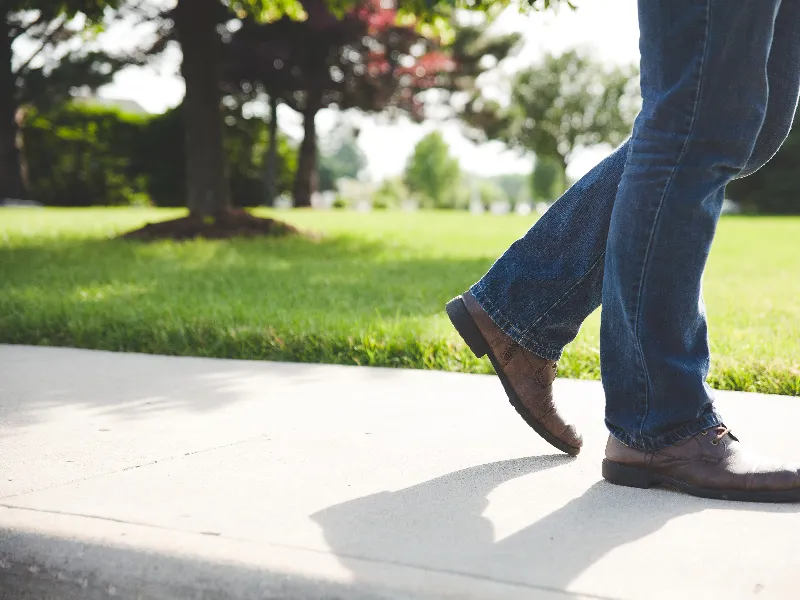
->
[710,439,719,446]
[700,431,708,436]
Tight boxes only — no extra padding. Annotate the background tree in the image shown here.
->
[476,178,505,210]
[318,125,367,191]
[440,19,522,133]
[12,0,571,235]
[221,96,297,207]
[223,0,455,208]
[479,49,638,172]
[131,0,573,235]
[118,0,306,237]
[489,173,529,206]
[3,1,123,199]
[262,94,281,206]
[372,177,408,210]
[531,154,566,202]
[171,0,231,222]
[404,131,461,208]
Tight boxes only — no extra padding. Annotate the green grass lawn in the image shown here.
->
[1,207,798,396]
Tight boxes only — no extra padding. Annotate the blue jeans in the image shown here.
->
[471,0,800,451]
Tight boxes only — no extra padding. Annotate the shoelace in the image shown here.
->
[703,425,730,445]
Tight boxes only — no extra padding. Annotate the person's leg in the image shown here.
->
[448,144,628,455]
[450,143,628,456]
[470,0,800,366]
[601,0,785,450]
[469,144,628,361]
[452,0,799,462]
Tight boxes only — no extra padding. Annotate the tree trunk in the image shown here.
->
[0,21,24,200]
[174,0,230,219]
[263,95,279,207]
[292,104,319,208]
[16,108,30,193]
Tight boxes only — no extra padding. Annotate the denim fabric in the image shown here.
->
[471,0,800,451]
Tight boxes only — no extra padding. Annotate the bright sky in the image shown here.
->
[98,0,641,181]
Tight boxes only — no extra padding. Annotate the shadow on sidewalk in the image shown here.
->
[0,526,393,600]
[311,455,800,595]
[2,455,798,599]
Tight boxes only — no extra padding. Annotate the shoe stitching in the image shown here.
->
[527,357,553,389]
[500,342,520,367]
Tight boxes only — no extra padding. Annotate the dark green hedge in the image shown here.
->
[21,102,296,208]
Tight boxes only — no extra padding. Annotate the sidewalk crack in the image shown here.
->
[0,504,623,600]
[0,434,270,501]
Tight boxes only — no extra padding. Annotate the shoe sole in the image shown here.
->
[445,295,580,457]
[603,459,800,503]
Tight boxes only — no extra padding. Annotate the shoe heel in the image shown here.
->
[602,459,655,489]
[445,296,490,359]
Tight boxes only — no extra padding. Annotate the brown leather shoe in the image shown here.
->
[603,427,800,502]
[445,291,582,456]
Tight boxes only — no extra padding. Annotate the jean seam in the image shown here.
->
[525,250,606,335]
[630,0,712,441]
[470,283,563,361]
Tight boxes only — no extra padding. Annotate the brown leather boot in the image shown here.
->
[445,291,582,456]
[603,426,800,502]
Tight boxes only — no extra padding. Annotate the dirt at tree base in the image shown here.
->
[121,210,301,241]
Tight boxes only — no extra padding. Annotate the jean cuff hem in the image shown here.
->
[607,411,723,452]
[469,282,563,362]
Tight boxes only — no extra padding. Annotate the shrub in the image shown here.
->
[20,101,297,208]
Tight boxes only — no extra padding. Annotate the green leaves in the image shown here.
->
[403,131,462,208]
[8,0,120,22]
[503,49,639,167]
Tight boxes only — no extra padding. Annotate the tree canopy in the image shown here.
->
[505,50,638,168]
[461,49,638,171]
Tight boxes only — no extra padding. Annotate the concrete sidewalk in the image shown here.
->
[1,345,798,600]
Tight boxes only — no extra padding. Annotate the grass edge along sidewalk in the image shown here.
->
[1,208,798,397]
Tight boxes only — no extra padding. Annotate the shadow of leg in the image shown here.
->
[312,458,800,598]
[311,454,572,571]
